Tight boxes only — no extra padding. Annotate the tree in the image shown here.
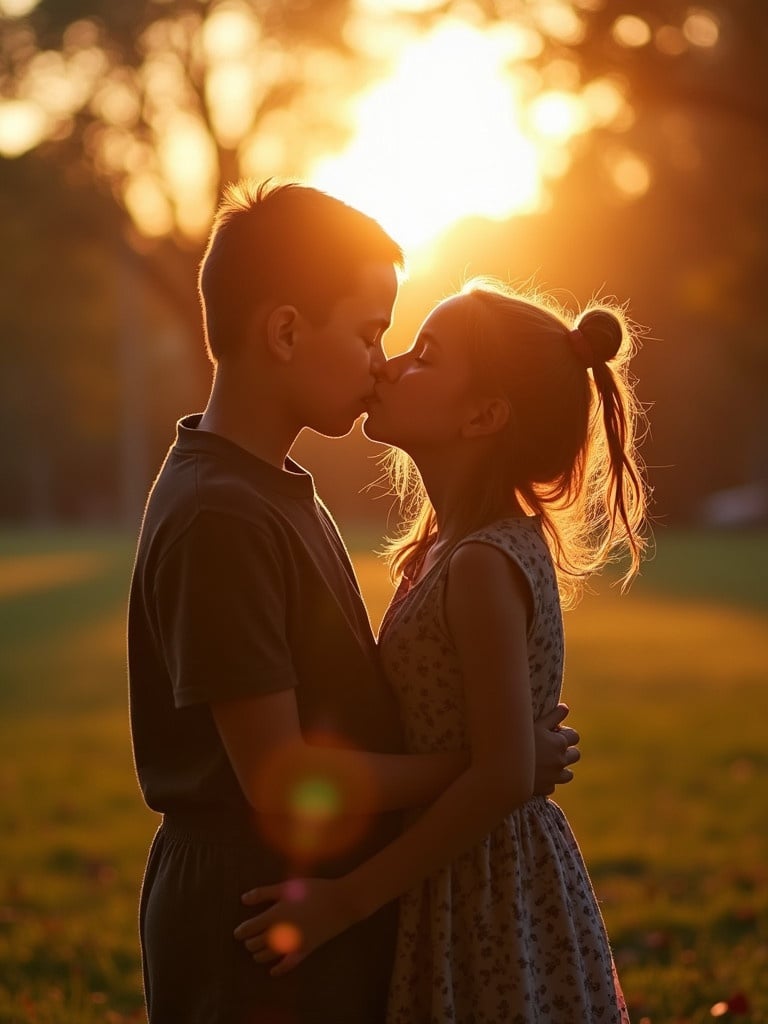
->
[1,0,367,521]
[1,0,370,322]
[1,0,766,522]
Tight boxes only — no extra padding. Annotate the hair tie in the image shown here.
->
[568,327,593,368]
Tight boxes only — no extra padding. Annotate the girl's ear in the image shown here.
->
[462,396,510,439]
[265,305,300,362]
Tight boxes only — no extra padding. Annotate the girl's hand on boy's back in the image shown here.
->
[234,877,358,976]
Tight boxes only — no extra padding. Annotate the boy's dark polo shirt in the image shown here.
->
[129,414,403,854]
[127,415,404,1023]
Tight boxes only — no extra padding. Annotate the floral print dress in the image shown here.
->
[379,517,629,1024]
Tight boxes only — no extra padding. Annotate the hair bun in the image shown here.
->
[575,309,623,365]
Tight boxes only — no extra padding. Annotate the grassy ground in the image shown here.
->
[0,526,766,1022]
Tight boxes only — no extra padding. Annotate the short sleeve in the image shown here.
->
[154,510,297,708]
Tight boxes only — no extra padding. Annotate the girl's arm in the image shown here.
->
[234,541,537,972]
[214,590,575,817]
[212,690,468,814]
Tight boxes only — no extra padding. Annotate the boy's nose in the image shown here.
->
[370,343,388,380]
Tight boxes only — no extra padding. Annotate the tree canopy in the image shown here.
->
[1,0,766,523]
[3,1,765,246]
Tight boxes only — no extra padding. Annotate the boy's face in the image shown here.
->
[291,262,398,437]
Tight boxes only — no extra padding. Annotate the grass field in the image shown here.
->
[0,526,766,1023]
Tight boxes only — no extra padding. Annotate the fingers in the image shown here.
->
[557,725,580,748]
[271,950,305,977]
[539,703,569,729]
[235,885,288,941]
[240,925,301,970]
[245,933,270,954]
[252,945,279,964]
[244,936,306,976]
[563,745,580,767]
[234,886,308,979]
[234,902,282,941]
[234,914,269,941]
[241,884,282,906]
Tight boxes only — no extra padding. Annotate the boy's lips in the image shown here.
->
[367,381,391,402]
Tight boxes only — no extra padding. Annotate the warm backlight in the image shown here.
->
[0,7,639,242]
[308,19,555,257]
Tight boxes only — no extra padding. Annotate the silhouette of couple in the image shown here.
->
[128,179,645,1022]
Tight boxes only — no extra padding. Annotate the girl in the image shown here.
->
[236,279,648,1022]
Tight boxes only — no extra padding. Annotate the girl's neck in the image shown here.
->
[418,455,524,548]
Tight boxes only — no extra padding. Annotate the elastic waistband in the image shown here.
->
[160,808,265,844]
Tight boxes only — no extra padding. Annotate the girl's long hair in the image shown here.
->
[381,279,650,608]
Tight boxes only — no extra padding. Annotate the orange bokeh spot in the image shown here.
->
[267,922,302,955]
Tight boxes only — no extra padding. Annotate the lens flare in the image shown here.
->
[255,732,376,865]
[267,922,302,955]
[290,776,342,823]
[282,879,307,903]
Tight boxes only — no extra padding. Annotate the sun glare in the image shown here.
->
[529,90,586,139]
[0,0,40,15]
[0,4,629,245]
[155,113,218,237]
[308,19,564,257]
[0,99,49,157]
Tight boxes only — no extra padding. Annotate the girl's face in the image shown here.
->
[364,295,482,453]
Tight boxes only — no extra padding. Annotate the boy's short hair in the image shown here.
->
[198,179,405,361]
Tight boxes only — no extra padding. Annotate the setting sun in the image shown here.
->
[308,18,586,258]
[0,2,636,246]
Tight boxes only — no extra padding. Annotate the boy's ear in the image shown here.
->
[265,305,300,362]
[462,396,510,439]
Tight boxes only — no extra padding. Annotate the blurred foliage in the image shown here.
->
[0,0,767,524]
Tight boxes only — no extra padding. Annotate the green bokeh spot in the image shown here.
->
[290,776,342,820]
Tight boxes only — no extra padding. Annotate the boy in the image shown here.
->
[127,180,578,1023]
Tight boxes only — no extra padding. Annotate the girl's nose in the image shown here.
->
[382,352,405,382]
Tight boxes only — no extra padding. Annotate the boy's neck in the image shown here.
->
[198,375,299,470]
